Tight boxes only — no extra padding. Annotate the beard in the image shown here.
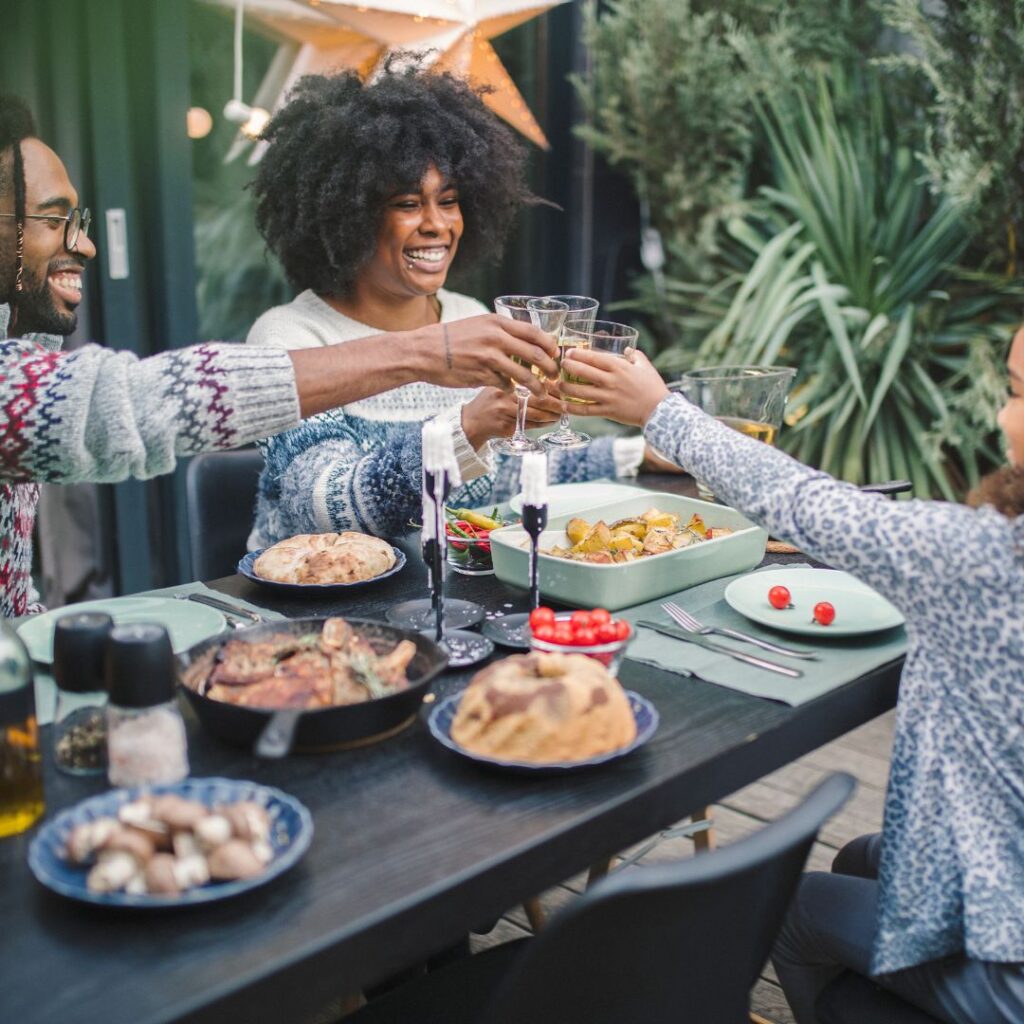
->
[8,258,80,336]
[966,465,1024,519]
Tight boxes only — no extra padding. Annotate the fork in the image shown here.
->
[662,602,818,660]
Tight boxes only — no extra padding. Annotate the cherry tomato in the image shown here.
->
[590,608,612,626]
[768,585,792,610]
[532,623,556,643]
[574,627,598,647]
[596,621,619,644]
[529,607,556,631]
[813,601,836,626]
[613,620,631,641]
[552,624,575,646]
[570,610,593,630]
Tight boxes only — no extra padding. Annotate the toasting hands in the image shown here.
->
[559,347,670,427]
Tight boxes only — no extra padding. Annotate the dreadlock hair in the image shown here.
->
[251,60,537,298]
[0,94,37,326]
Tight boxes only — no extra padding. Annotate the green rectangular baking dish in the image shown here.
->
[490,492,767,611]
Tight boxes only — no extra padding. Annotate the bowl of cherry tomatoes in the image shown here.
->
[527,607,633,674]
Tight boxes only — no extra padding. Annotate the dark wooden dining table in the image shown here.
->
[0,475,902,1024]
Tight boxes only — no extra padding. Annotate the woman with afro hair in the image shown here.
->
[245,64,647,547]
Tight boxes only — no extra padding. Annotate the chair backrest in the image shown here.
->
[184,448,264,581]
[482,773,856,1024]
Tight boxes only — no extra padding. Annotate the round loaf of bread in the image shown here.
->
[451,653,636,764]
[253,532,396,585]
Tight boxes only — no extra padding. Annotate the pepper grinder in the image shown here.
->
[52,612,113,776]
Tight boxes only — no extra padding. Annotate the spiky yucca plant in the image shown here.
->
[660,78,1023,498]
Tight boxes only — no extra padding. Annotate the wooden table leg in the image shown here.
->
[523,897,546,933]
[691,806,716,853]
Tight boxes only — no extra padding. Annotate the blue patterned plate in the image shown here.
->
[27,777,313,907]
[428,690,658,774]
[237,546,406,593]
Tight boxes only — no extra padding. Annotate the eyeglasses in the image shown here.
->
[0,207,92,251]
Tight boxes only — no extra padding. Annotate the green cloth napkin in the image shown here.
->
[619,565,907,707]
[31,582,283,725]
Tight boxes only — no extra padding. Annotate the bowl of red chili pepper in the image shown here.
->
[528,607,633,674]
[445,507,512,576]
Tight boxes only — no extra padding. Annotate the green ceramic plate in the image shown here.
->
[724,568,904,638]
[17,596,226,664]
[508,481,643,519]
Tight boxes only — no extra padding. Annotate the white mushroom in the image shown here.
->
[149,795,208,833]
[144,854,181,896]
[87,851,140,893]
[173,853,211,889]
[207,839,263,881]
[219,802,270,844]
[65,817,119,865]
[193,814,232,851]
[172,831,201,859]
[117,799,168,844]
[101,827,156,865]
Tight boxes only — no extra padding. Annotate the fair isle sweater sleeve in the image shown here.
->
[0,336,299,484]
[643,394,1016,621]
[252,413,425,543]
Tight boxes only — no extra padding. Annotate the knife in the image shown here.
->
[186,592,263,622]
[636,620,802,679]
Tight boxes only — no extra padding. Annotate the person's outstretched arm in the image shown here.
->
[560,348,1017,610]
[0,311,557,485]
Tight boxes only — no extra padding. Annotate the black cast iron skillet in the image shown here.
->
[176,618,448,757]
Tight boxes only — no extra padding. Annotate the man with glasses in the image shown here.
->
[0,94,557,616]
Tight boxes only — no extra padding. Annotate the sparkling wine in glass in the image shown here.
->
[539,295,599,450]
[559,319,638,407]
[490,295,546,456]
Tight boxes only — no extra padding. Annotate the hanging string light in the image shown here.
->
[222,0,272,140]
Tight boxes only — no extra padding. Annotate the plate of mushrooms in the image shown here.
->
[27,777,312,907]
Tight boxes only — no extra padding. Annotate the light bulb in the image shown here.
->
[186,107,213,140]
[241,107,271,140]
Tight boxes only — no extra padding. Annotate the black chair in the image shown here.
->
[816,972,943,1023]
[184,448,264,580]
[346,773,856,1024]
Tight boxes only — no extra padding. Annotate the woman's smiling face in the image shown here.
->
[359,164,463,300]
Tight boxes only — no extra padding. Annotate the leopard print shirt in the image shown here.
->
[646,394,1024,975]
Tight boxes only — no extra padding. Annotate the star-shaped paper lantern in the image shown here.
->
[302,0,572,148]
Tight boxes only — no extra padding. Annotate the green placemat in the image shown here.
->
[619,565,906,706]
[30,582,284,726]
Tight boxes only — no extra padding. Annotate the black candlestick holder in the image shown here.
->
[481,502,548,650]
[385,469,491,667]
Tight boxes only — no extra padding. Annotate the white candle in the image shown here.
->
[422,484,436,542]
[520,451,548,508]
[422,418,462,488]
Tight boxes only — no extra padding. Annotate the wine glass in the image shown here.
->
[539,295,599,450]
[557,319,639,410]
[490,296,546,456]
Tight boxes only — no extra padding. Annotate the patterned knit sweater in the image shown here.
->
[0,304,300,617]
[246,289,643,546]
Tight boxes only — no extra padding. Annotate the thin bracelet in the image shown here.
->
[442,323,453,370]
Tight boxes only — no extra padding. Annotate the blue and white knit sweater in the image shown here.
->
[246,289,643,546]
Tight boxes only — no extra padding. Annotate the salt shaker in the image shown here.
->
[0,621,44,837]
[52,612,113,775]
[105,623,189,788]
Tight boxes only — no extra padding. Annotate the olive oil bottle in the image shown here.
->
[0,622,44,838]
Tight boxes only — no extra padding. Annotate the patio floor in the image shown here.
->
[472,708,897,1023]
